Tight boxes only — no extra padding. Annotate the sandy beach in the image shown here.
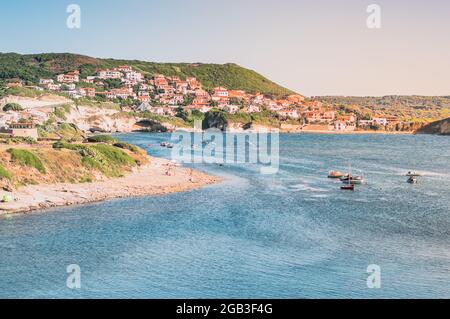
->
[0,157,219,216]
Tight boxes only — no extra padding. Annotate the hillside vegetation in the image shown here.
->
[315,96,450,122]
[0,138,148,190]
[0,52,294,96]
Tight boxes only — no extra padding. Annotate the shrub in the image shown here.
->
[61,104,72,113]
[0,136,37,145]
[3,103,23,112]
[93,144,136,166]
[54,107,67,119]
[7,149,46,174]
[202,109,228,130]
[87,135,118,144]
[0,164,12,180]
[52,142,136,177]
[113,142,140,154]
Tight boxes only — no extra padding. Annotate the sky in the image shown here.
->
[0,0,449,96]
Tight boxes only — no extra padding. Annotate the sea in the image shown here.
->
[0,133,449,298]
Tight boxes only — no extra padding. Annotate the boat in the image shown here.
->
[166,143,174,149]
[328,170,345,178]
[340,169,365,184]
[406,171,422,177]
[406,171,422,184]
[160,142,168,147]
[341,184,355,191]
[407,176,418,184]
[341,176,364,185]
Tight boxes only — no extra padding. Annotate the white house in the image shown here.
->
[245,105,261,113]
[334,120,347,131]
[223,105,240,114]
[47,83,62,91]
[39,79,54,85]
[373,118,388,126]
[97,69,123,79]
[125,71,144,82]
[136,102,152,112]
[277,109,299,119]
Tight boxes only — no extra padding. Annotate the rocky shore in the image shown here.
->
[0,157,219,216]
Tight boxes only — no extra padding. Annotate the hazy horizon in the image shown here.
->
[1,0,449,96]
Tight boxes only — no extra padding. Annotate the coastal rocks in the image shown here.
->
[416,117,450,135]
[65,105,139,133]
[134,120,168,132]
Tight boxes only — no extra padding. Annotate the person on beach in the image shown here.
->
[189,168,195,183]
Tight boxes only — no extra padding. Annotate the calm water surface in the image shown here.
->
[0,133,449,298]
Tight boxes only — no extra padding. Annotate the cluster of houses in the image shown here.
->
[0,66,400,135]
[38,66,350,123]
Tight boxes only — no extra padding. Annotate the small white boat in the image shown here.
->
[166,143,174,149]
[341,175,365,185]
[406,171,422,177]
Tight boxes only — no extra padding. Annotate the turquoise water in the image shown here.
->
[0,133,449,298]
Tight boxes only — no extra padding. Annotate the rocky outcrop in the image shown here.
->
[66,105,141,133]
[415,118,450,135]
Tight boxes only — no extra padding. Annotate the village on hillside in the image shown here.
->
[0,65,411,139]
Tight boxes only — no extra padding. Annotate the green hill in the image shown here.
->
[0,52,295,96]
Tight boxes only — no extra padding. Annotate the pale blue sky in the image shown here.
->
[1,0,449,96]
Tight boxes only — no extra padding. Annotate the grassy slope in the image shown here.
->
[0,142,148,189]
[0,52,295,97]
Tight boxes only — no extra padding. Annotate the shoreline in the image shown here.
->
[292,129,414,135]
[0,157,219,216]
[176,128,415,135]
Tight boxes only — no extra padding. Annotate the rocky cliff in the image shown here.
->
[415,118,450,135]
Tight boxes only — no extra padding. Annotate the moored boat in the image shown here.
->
[341,174,364,185]
[328,170,345,178]
[341,184,355,191]
[407,176,418,184]
[406,171,422,177]
[406,171,422,184]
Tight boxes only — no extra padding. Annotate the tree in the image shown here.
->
[182,94,194,106]
[3,103,24,112]
[175,106,189,121]
[0,83,7,98]
[202,109,228,131]
[103,79,122,90]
